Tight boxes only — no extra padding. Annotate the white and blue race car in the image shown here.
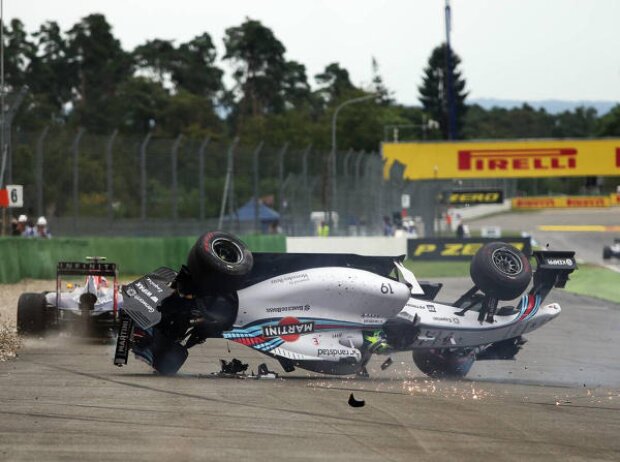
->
[115,232,577,379]
[603,239,620,260]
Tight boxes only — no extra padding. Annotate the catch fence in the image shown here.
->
[9,128,514,237]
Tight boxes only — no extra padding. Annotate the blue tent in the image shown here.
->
[229,198,280,223]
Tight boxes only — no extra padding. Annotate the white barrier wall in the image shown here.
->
[451,200,512,221]
[286,236,408,256]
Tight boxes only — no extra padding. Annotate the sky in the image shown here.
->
[8,0,620,106]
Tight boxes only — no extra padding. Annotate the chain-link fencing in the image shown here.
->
[10,128,514,237]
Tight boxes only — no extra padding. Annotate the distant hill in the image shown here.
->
[469,98,618,115]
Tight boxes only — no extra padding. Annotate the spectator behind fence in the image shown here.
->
[318,220,330,237]
[35,216,52,238]
[456,221,465,239]
[14,214,35,237]
[383,216,394,237]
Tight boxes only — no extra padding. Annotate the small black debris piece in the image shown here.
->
[348,393,365,408]
[356,366,369,378]
[256,363,278,379]
[380,357,393,371]
[219,358,249,375]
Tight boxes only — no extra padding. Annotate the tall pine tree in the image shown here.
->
[418,43,467,139]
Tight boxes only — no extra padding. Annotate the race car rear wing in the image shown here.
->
[529,249,577,301]
[57,261,118,277]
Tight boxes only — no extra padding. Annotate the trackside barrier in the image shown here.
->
[408,237,532,261]
[512,195,617,209]
[0,235,285,284]
[286,236,408,257]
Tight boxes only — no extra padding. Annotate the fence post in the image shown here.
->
[198,136,210,221]
[376,155,385,232]
[356,152,369,230]
[4,86,27,185]
[106,129,118,220]
[277,143,289,213]
[72,128,85,233]
[301,144,312,235]
[252,141,264,234]
[341,149,354,230]
[354,151,364,189]
[35,126,49,217]
[171,134,183,220]
[140,132,152,220]
[218,137,239,230]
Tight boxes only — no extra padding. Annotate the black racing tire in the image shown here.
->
[603,246,612,260]
[17,293,48,335]
[152,342,189,376]
[470,242,532,301]
[186,231,253,292]
[412,349,475,379]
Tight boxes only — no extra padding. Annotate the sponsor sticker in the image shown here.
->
[317,348,356,357]
[265,304,311,313]
[262,317,315,342]
[270,273,310,285]
[432,316,460,324]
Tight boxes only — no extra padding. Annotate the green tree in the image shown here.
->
[281,60,312,110]
[418,43,467,139]
[161,90,224,138]
[172,33,223,99]
[21,21,76,127]
[597,104,620,136]
[66,14,132,131]
[1,19,36,90]
[112,76,169,133]
[552,106,598,138]
[223,18,287,125]
[462,104,555,139]
[133,39,176,84]
[371,57,392,105]
[315,62,355,103]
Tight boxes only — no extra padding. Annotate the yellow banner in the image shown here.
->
[512,195,612,209]
[383,139,620,180]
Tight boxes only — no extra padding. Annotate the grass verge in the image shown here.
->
[403,260,470,278]
[563,265,620,304]
[404,259,620,304]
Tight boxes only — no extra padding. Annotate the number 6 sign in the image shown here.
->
[0,184,23,208]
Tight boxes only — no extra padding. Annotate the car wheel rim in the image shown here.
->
[211,238,244,264]
[491,248,523,276]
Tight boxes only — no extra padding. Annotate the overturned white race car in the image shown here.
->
[115,232,576,378]
[18,258,121,337]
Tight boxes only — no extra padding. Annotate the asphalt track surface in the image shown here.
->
[468,207,620,271]
[1,279,619,461]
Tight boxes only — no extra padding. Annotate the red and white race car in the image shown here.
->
[17,257,121,337]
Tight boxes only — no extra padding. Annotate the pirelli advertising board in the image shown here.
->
[442,189,504,205]
[408,237,532,261]
[382,139,620,180]
[512,195,613,209]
